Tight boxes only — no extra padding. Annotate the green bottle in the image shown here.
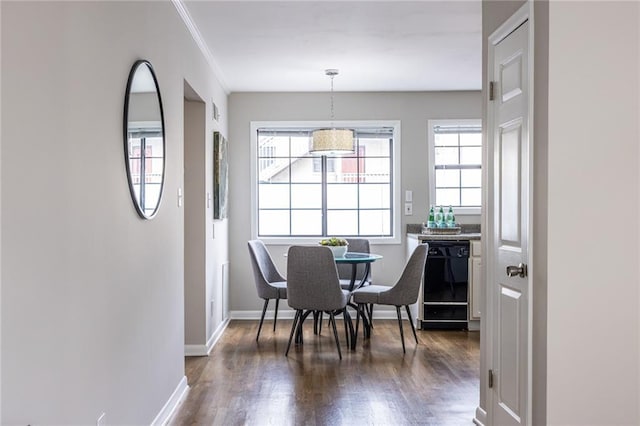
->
[446,206,455,227]
[436,206,445,227]
[427,206,435,228]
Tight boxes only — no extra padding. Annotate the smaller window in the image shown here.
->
[428,120,482,214]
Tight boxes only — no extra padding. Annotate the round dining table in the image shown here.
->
[334,251,383,291]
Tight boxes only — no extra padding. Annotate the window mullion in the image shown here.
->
[140,137,146,213]
[321,155,327,236]
[356,137,361,235]
[288,136,293,236]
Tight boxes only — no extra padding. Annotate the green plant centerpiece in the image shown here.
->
[319,237,348,246]
[319,237,349,257]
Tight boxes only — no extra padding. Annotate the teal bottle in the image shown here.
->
[436,206,445,227]
[446,206,455,227]
[427,206,435,228]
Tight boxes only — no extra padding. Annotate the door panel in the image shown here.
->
[500,54,523,102]
[490,19,530,426]
[499,122,522,245]
[498,285,522,421]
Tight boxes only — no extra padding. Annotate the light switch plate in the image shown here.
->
[405,190,413,202]
[404,203,413,215]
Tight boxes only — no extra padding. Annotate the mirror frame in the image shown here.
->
[123,59,166,219]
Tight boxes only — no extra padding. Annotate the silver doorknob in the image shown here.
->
[506,263,527,278]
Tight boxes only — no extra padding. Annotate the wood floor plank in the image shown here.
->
[170,319,479,425]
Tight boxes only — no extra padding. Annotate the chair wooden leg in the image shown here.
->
[318,311,323,335]
[396,306,406,354]
[273,298,280,332]
[368,304,374,329]
[405,305,418,344]
[286,310,301,356]
[257,299,269,341]
[329,312,342,360]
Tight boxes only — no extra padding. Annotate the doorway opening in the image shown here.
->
[183,81,207,356]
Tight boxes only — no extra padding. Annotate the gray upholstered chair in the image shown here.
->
[351,244,428,353]
[248,240,287,341]
[337,238,371,290]
[285,245,352,359]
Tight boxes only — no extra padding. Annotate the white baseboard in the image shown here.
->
[230,308,405,321]
[468,320,481,331]
[151,375,188,426]
[184,317,230,356]
[473,406,487,426]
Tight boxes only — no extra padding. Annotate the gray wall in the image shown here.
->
[1,1,227,424]
[184,100,207,345]
[546,1,638,424]
[228,91,481,315]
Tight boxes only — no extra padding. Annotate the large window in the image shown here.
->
[254,124,397,239]
[428,120,482,213]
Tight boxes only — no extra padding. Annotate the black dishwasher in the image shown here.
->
[422,241,470,329]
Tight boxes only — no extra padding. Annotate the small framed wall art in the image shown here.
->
[213,131,228,220]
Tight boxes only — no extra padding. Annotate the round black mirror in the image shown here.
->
[123,60,166,219]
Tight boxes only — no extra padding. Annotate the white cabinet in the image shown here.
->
[469,240,482,320]
[406,235,421,327]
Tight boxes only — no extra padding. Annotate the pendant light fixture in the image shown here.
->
[311,69,354,155]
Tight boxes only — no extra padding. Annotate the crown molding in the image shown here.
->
[172,0,230,94]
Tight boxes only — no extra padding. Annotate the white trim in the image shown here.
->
[151,376,189,426]
[427,118,482,216]
[484,3,534,426]
[250,120,402,245]
[184,344,208,357]
[184,318,230,356]
[473,406,488,426]
[171,0,230,94]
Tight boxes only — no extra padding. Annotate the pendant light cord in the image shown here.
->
[330,74,335,123]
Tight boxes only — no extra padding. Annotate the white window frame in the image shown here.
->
[427,119,482,216]
[250,120,402,245]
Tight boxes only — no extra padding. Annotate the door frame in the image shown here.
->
[483,2,535,425]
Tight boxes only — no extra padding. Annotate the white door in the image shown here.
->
[489,17,531,426]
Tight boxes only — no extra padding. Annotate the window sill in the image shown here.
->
[453,207,481,216]
[258,236,402,246]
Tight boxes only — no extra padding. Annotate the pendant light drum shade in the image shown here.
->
[310,69,354,155]
[311,128,355,155]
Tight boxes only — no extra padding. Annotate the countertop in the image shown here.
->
[407,232,482,241]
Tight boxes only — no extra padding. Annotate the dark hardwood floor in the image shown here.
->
[169,319,480,425]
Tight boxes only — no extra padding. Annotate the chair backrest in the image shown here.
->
[337,238,370,281]
[380,244,429,306]
[287,245,346,311]
[248,240,285,299]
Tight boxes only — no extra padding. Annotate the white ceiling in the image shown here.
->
[182,1,482,93]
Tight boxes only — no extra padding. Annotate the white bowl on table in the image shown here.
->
[325,245,348,258]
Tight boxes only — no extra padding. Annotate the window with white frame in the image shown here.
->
[428,120,482,213]
[254,124,398,239]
